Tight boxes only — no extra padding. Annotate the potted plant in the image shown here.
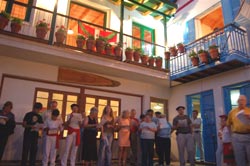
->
[96,36,107,54]
[164,51,171,60]
[114,43,122,58]
[125,47,133,61]
[177,43,185,53]
[148,56,155,67]
[155,56,163,69]
[0,11,10,30]
[198,49,209,64]
[76,34,86,49]
[140,54,149,65]
[189,50,199,66]
[55,25,66,44]
[105,43,113,56]
[10,17,23,33]
[209,45,220,60]
[36,19,50,39]
[133,47,142,62]
[86,35,95,51]
[169,46,177,56]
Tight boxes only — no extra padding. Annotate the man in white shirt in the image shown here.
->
[191,110,204,162]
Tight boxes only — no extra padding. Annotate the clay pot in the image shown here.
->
[0,16,9,30]
[133,51,141,62]
[165,52,171,60]
[169,47,177,56]
[190,57,199,66]
[114,46,122,57]
[155,58,163,69]
[55,31,65,44]
[86,38,95,51]
[209,48,220,60]
[125,50,133,61]
[36,27,48,39]
[76,39,86,49]
[148,58,155,67]
[96,39,105,54]
[10,22,21,33]
[177,44,185,53]
[199,52,209,64]
[141,55,149,65]
[105,46,113,56]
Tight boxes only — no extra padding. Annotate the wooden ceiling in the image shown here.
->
[200,7,224,30]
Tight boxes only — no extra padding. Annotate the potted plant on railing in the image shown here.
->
[36,19,50,39]
[55,25,66,44]
[189,50,199,66]
[86,35,95,51]
[125,47,133,61]
[155,56,163,69]
[177,43,185,53]
[105,43,113,56]
[0,11,10,30]
[209,45,220,60]
[133,47,142,62]
[96,36,107,54]
[148,56,155,67]
[76,34,86,49]
[10,17,23,33]
[169,46,177,56]
[140,54,149,65]
[198,49,209,64]
[114,43,122,58]
[164,51,171,60]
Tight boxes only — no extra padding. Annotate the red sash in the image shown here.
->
[67,127,80,146]
[47,132,60,149]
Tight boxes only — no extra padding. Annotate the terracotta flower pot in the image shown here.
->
[177,44,185,53]
[114,46,122,57]
[55,31,65,44]
[125,50,133,61]
[96,39,105,54]
[190,57,199,66]
[148,58,155,67]
[105,46,113,56]
[169,47,177,56]
[86,38,95,51]
[141,56,149,65]
[0,16,9,30]
[155,58,162,69]
[36,27,48,39]
[209,48,220,60]
[133,51,141,62]
[76,39,86,49]
[165,52,171,60]
[199,52,209,64]
[10,23,21,33]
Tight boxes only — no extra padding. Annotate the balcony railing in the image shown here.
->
[170,24,249,82]
[0,0,168,71]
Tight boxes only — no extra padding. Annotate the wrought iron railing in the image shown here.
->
[170,24,249,76]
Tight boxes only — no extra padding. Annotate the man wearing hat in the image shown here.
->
[227,95,250,166]
[173,106,195,166]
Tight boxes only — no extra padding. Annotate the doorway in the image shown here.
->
[150,97,168,118]
[187,90,217,163]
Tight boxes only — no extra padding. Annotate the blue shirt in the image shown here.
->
[157,122,172,138]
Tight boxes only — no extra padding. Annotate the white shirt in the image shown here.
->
[44,119,63,134]
[191,117,202,132]
[66,113,82,129]
[42,109,62,122]
[222,126,231,143]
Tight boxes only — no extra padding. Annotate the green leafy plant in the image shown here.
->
[198,49,208,54]
[125,47,133,51]
[11,17,23,25]
[156,56,163,59]
[134,47,142,53]
[0,11,10,19]
[177,43,184,47]
[87,35,95,40]
[209,44,218,49]
[76,34,86,40]
[96,36,107,42]
[105,43,112,48]
[149,55,156,59]
[188,50,198,58]
[36,19,50,28]
[56,25,66,34]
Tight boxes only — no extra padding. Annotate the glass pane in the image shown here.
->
[144,30,152,42]
[150,102,164,114]
[63,130,68,138]
[110,100,119,107]
[37,91,49,98]
[65,101,76,115]
[0,1,7,12]
[11,4,27,20]
[86,97,95,104]
[52,93,64,100]
[67,95,78,102]
[132,25,141,48]
[36,98,48,108]
[56,100,63,113]
[85,104,95,116]
[99,99,107,105]
[112,107,118,118]
[230,89,240,106]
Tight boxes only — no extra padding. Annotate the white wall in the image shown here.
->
[168,66,250,159]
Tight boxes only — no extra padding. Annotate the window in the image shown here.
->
[132,22,155,55]
[84,95,120,138]
[34,88,79,137]
[3,0,33,21]
[150,97,168,119]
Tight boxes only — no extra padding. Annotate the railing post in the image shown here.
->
[163,17,169,70]
[48,0,59,45]
[119,0,124,60]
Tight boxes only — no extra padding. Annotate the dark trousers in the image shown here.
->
[156,136,171,165]
[0,134,9,160]
[141,139,154,166]
[21,132,39,166]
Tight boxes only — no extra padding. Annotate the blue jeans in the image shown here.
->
[97,133,113,166]
[141,139,154,166]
